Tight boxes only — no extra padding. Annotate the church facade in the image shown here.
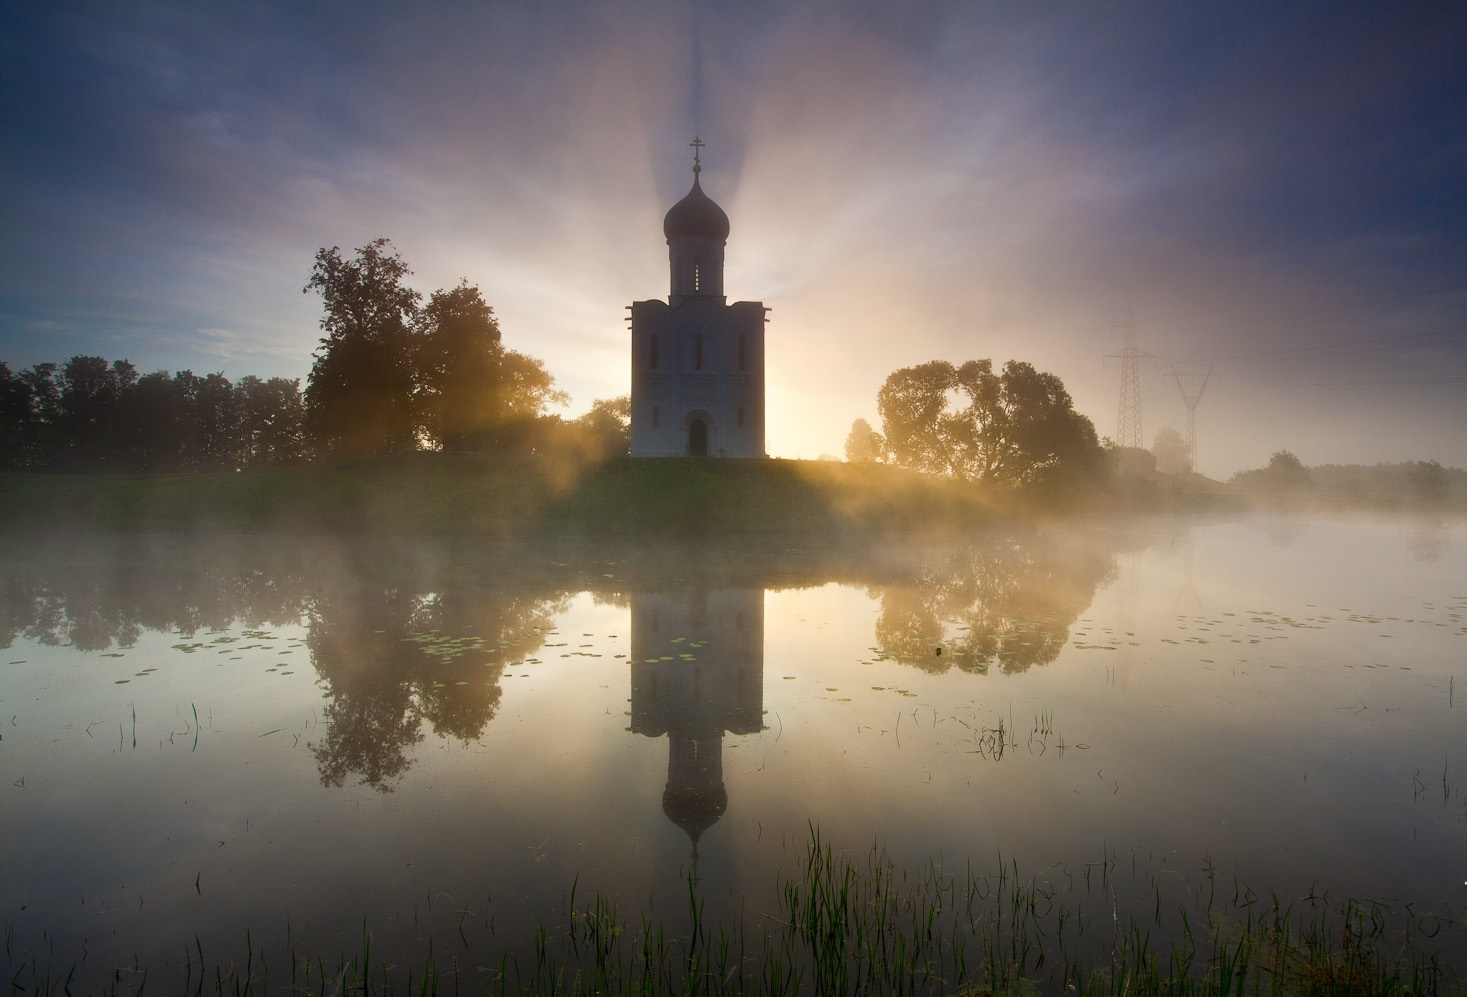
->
[629,148,767,458]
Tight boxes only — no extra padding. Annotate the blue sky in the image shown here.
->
[3,1,1465,474]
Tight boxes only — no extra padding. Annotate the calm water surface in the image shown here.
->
[2,517,1463,985]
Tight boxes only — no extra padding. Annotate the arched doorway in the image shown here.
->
[687,418,709,457]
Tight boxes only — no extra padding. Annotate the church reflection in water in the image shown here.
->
[627,588,764,864]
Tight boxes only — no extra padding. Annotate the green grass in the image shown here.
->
[11,828,1459,996]
[0,455,1009,537]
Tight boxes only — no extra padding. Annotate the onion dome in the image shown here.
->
[662,783,728,844]
[663,172,730,243]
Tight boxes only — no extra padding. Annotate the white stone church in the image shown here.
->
[629,144,767,457]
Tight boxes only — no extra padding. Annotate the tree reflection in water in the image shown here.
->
[867,532,1118,675]
[0,541,306,652]
[306,585,564,791]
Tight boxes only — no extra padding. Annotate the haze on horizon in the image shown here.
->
[2,2,1464,478]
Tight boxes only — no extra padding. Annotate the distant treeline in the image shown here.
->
[1229,449,1463,510]
[0,353,630,473]
[1,356,307,472]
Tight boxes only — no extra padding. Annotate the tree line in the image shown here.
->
[1,239,628,472]
[1,357,306,472]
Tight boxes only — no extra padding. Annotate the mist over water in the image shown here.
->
[2,518,1463,987]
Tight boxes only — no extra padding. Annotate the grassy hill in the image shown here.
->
[0,455,1012,537]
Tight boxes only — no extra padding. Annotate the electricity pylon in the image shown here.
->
[1170,366,1213,474]
[1105,309,1153,448]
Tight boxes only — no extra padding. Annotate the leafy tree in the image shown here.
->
[414,280,565,451]
[121,370,188,470]
[236,376,306,467]
[875,359,1101,487]
[55,356,137,469]
[1407,459,1449,506]
[304,238,421,456]
[572,395,631,459]
[876,361,954,475]
[179,371,242,471]
[1151,427,1190,475]
[0,363,36,469]
[844,418,885,462]
[495,397,628,462]
[1231,450,1313,493]
[1109,443,1157,477]
[1262,450,1312,491]
[17,362,62,466]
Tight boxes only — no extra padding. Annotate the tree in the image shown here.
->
[876,361,955,476]
[236,376,306,467]
[1407,459,1449,506]
[1232,449,1313,493]
[16,362,62,467]
[875,358,1102,487]
[56,356,137,469]
[1109,443,1157,478]
[414,280,565,451]
[121,370,188,470]
[844,418,885,462]
[186,371,243,471]
[304,239,421,456]
[1264,450,1311,490]
[572,396,631,459]
[0,363,37,469]
[1151,427,1190,475]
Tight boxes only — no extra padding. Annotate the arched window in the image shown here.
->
[737,407,745,428]
[649,334,659,370]
[695,335,703,371]
[738,334,747,371]
[652,405,660,428]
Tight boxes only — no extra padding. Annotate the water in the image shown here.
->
[2,517,1463,988]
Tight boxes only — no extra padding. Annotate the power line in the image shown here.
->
[1217,376,1467,387]
[1178,325,1467,366]
[1186,282,1467,336]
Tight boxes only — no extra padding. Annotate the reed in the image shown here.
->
[9,827,1460,995]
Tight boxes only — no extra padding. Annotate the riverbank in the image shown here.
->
[0,455,1014,537]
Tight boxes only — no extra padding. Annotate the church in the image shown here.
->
[629,142,767,458]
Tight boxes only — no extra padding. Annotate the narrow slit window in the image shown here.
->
[737,407,745,428]
[738,334,747,371]
[649,334,659,370]
[652,405,660,428]
[695,335,703,371]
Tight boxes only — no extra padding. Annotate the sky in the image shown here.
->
[3,1,1465,476]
